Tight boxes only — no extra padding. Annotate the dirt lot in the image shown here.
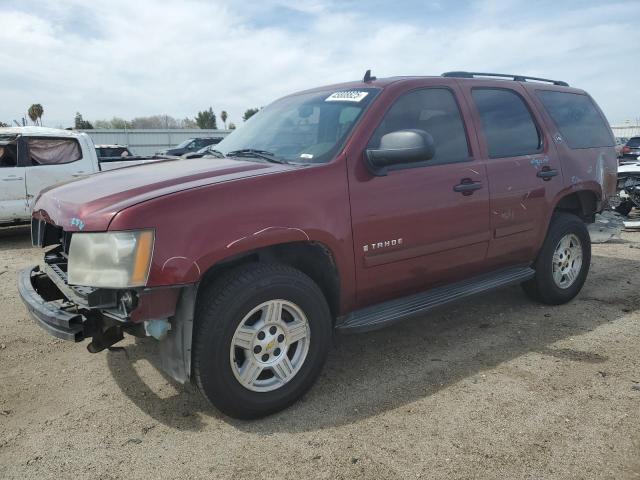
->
[1,226,639,479]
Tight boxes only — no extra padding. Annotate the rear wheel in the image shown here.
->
[522,213,591,305]
[193,263,332,419]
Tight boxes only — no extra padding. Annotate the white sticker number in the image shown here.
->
[325,91,369,102]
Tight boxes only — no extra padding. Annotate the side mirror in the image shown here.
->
[365,129,435,176]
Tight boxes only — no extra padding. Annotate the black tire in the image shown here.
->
[615,201,633,216]
[193,263,332,419]
[522,212,591,305]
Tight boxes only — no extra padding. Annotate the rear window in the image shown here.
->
[536,91,614,149]
[26,138,82,166]
[627,137,640,148]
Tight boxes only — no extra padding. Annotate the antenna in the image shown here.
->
[363,69,376,83]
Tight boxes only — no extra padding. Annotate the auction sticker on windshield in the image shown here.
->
[325,91,369,102]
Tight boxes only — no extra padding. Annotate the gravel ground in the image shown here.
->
[1,225,639,479]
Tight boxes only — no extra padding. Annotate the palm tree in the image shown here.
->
[220,110,228,129]
[27,104,44,126]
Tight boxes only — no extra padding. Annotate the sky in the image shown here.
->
[1,0,639,128]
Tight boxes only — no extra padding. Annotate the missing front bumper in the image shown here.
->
[18,266,88,341]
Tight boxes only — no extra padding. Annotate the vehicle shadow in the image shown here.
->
[106,254,640,433]
[0,225,32,251]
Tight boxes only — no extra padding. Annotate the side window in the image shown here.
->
[472,88,541,158]
[368,88,470,165]
[536,90,614,149]
[26,138,82,166]
[0,139,19,167]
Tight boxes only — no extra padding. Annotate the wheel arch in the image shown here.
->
[196,240,341,319]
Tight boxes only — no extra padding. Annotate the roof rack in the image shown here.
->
[442,71,569,87]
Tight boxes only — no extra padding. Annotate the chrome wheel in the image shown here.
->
[552,233,583,289]
[230,299,310,392]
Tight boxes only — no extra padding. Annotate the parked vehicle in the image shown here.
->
[615,158,640,216]
[0,127,166,225]
[19,72,617,419]
[615,137,629,158]
[95,144,134,159]
[621,137,640,159]
[156,137,223,156]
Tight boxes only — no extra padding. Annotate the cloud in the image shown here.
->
[1,0,638,127]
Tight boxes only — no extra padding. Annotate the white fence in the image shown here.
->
[79,129,231,156]
[612,124,640,139]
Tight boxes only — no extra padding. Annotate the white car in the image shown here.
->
[0,127,164,225]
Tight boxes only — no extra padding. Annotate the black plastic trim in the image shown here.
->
[336,266,535,333]
[18,266,85,342]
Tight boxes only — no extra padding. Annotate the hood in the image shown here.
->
[33,157,293,232]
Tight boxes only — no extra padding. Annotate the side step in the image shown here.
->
[336,266,535,333]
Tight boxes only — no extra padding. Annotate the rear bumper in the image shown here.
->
[18,266,87,342]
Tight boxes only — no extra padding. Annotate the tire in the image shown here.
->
[193,263,332,419]
[615,201,633,216]
[522,212,591,305]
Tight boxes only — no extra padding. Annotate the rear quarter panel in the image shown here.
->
[521,85,617,249]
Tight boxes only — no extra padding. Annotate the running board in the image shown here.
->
[336,266,535,333]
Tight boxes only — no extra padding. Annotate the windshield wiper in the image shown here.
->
[226,149,288,164]
[204,149,225,158]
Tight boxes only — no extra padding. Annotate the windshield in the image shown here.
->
[215,88,379,164]
[174,138,194,149]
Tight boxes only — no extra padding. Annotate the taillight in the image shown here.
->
[623,146,631,153]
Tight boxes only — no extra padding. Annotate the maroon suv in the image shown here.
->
[19,71,617,418]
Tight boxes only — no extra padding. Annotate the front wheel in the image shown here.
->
[522,212,591,305]
[193,263,332,419]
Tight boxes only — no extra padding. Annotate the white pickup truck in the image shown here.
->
[0,127,163,225]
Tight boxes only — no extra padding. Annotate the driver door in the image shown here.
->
[348,85,491,307]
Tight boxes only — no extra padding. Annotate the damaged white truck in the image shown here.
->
[616,158,640,224]
[0,127,163,226]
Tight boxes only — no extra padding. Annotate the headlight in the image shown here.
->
[67,230,154,288]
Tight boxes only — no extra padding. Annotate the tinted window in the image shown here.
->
[368,88,470,164]
[472,88,541,158]
[536,90,614,149]
[627,137,640,148]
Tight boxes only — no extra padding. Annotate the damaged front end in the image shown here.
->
[18,218,196,383]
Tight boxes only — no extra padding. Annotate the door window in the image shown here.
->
[472,88,541,158]
[368,88,470,165]
[0,138,19,167]
[26,138,82,166]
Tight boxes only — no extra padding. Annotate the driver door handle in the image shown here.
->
[453,178,483,196]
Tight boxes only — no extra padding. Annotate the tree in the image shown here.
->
[243,107,260,122]
[220,110,228,129]
[228,122,236,130]
[195,107,217,129]
[74,112,93,129]
[28,104,43,126]
[181,117,198,129]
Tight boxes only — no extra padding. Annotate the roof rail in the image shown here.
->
[442,71,569,87]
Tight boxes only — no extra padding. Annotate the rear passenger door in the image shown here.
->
[460,84,564,266]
